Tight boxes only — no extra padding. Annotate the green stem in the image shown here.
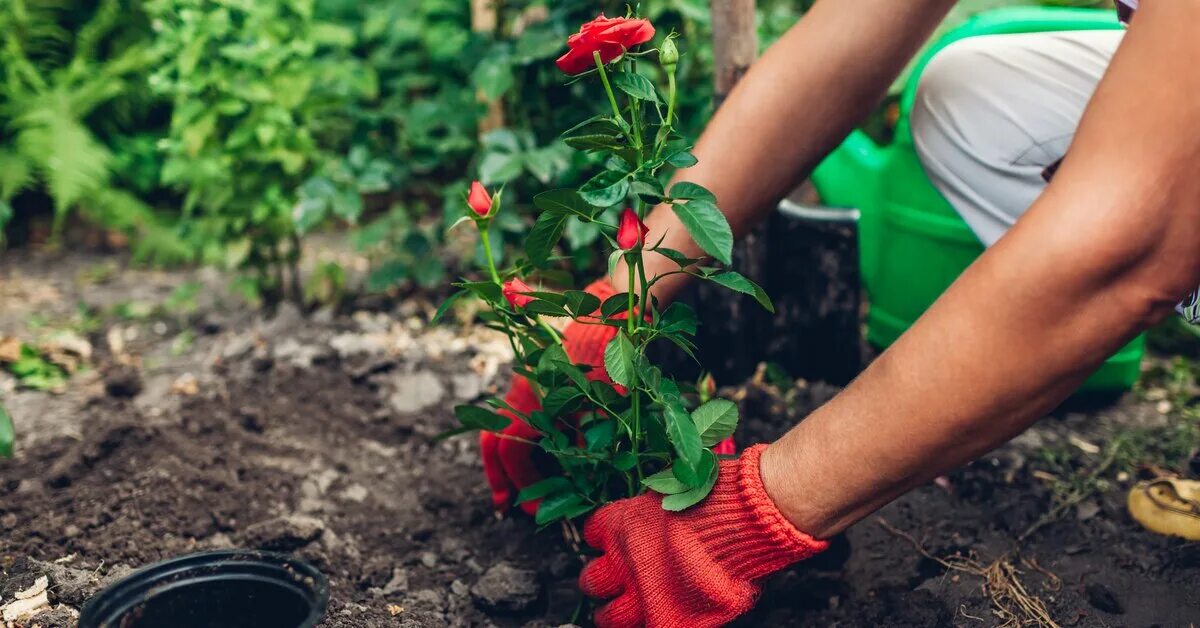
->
[626,255,637,336]
[479,225,501,285]
[655,68,678,162]
[536,316,563,343]
[594,52,624,124]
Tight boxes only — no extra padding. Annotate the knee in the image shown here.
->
[911,38,1006,167]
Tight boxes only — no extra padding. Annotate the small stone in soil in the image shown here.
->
[1085,583,1124,615]
[103,365,143,398]
[420,551,438,568]
[240,514,326,551]
[471,562,541,614]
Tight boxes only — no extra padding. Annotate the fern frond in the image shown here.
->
[0,147,34,200]
[13,91,112,212]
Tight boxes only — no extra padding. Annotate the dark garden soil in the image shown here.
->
[2,251,1199,627]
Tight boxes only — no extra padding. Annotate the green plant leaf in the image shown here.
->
[600,293,632,319]
[542,387,584,418]
[579,170,629,208]
[692,399,739,447]
[643,467,689,495]
[613,451,638,471]
[662,450,720,511]
[457,280,503,304]
[663,392,704,474]
[523,300,571,317]
[431,290,468,324]
[534,189,599,219]
[516,477,571,504]
[0,404,12,458]
[454,405,510,432]
[658,302,697,336]
[670,199,732,265]
[672,447,716,488]
[535,492,592,526]
[584,421,616,452]
[564,290,602,317]
[653,247,701,268]
[706,271,774,313]
[666,150,698,168]
[669,181,716,202]
[603,331,636,388]
[612,71,661,103]
[526,212,568,266]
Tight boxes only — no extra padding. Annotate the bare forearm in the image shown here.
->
[615,0,956,300]
[763,0,1200,538]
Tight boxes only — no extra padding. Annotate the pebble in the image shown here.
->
[389,371,445,414]
[420,551,438,569]
[471,562,541,614]
[240,515,326,551]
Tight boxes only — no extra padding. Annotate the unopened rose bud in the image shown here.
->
[468,181,492,217]
[659,37,679,69]
[502,278,535,309]
[616,208,649,250]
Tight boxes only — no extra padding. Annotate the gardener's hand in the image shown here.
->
[481,279,620,515]
[578,445,826,627]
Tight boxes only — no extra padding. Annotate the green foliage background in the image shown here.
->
[0,0,1108,302]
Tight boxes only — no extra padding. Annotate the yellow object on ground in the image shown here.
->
[1127,479,1200,541]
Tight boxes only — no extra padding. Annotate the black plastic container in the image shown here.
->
[79,550,328,628]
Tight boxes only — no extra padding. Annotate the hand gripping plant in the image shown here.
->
[441,14,773,526]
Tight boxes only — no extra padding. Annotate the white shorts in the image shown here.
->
[911,30,1199,324]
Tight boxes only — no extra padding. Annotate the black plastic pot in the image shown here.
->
[79,550,328,628]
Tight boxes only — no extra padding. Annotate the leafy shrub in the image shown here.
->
[147,0,367,302]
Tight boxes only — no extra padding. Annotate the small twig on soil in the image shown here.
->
[1020,443,1121,542]
[561,519,584,557]
[876,518,1062,628]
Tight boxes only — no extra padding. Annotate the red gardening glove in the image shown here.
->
[578,444,826,627]
[480,279,620,515]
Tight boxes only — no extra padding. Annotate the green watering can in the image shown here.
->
[810,6,1143,392]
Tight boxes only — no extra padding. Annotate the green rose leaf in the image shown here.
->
[706,271,774,313]
[612,71,661,103]
[662,450,720,511]
[642,467,689,495]
[669,181,716,203]
[603,331,636,388]
[454,405,511,432]
[526,212,568,266]
[516,477,571,504]
[692,399,739,447]
[670,199,732,265]
[535,492,593,526]
[564,290,602,317]
[534,189,599,219]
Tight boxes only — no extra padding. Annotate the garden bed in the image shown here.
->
[2,252,1199,627]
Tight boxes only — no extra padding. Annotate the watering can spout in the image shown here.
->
[811,130,885,211]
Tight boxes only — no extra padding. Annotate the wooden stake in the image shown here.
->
[471,0,505,134]
[710,0,757,106]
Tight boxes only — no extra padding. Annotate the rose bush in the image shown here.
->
[441,12,772,525]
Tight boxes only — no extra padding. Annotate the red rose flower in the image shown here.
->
[616,208,649,250]
[556,15,656,75]
[468,181,492,217]
[503,278,535,309]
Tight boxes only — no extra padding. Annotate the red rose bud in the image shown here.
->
[616,208,649,250]
[556,15,656,75]
[468,181,492,217]
[503,278,535,309]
